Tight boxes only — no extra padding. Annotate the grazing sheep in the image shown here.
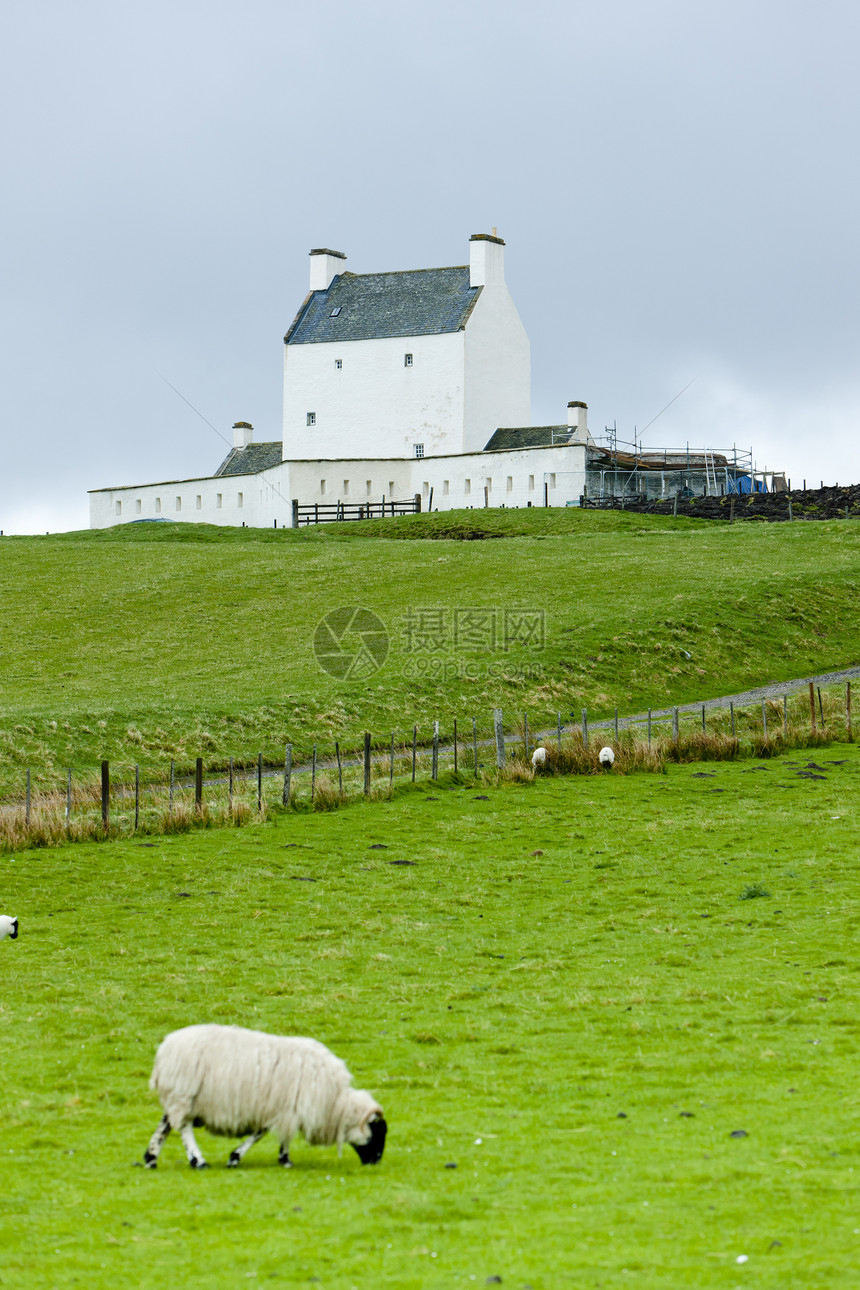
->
[0,916,18,942]
[531,746,547,768]
[143,1024,386,1171]
[598,747,615,770]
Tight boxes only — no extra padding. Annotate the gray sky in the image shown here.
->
[2,0,858,533]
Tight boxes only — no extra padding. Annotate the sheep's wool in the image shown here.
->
[150,1024,381,1149]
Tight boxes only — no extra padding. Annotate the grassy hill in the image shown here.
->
[1,510,858,797]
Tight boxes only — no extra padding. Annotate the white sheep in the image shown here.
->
[0,916,18,942]
[143,1024,386,1171]
[598,746,615,769]
[531,746,547,768]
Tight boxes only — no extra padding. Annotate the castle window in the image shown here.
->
[115,500,122,516]
[528,475,535,491]
[135,499,141,514]
[413,443,424,458]
[237,492,244,508]
[335,359,342,369]
[307,412,316,426]
[549,473,557,489]
[506,476,513,493]
[486,478,492,493]
[320,479,326,495]
[366,480,372,496]
[155,497,161,513]
[196,495,202,510]
[464,478,471,495]
[343,480,350,495]
[443,480,449,496]
[216,493,222,509]
[388,481,394,494]
[175,496,182,512]
[404,353,413,367]
[330,307,342,317]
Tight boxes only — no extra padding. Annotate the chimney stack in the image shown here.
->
[567,402,590,442]
[469,232,505,287]
[309,248,346,291]
[233,421,254,449]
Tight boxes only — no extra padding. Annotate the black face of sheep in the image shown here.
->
[352,1114,387,1165]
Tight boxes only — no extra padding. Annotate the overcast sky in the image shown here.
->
[2,0,858,533]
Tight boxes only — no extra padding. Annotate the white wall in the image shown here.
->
[283,331,465,461]
[463,282,531,453]
[89,443,588,529]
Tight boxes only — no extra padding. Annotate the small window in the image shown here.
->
[343,480,350,495]
[486,478,492,493]
[422,481,430,496]
[115,500,122,516]
[320,479,326,495]
[155,497,161,514]
[196,495,202,510]
[388,480,394,494]
[528,475,535,491]
[404,353,413,367]
[413,443,424,458]
[335,358,342,369]
[366,480,372,496]
[307,412,316,426]
[175,496,182,512]
[550,473,557,489]
[443,480,449,496]
[506,476,513,493]
[464,478,471,496]
[237,492,243,508]
[216,493,223,509]
[135,499,142,514]
[330,306,342,317]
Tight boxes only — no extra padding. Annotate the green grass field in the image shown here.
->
[1,511,859,797]
[2,745,859,1288]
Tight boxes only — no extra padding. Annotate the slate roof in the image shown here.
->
[483,426,574,452]
[214,442,284,477]
[285,267,482,345]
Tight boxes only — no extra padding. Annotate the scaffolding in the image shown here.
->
[585,428,766,503]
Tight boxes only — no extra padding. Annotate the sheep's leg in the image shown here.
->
[143,1114,171,1168]
[227,1131,266,1168]
[277,1142,293,1168]
[179,1121,209,1169]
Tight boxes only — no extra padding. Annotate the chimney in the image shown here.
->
[233,421,254,449]
[309,248,346,291]
[469,232,505,287]
[567,401,590,442]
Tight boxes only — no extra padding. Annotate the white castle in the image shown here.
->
[89,233,592,528]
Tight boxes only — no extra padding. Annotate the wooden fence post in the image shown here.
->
[335,741,342,794]
[432,721,439,779]
[809,681,816,732]
[761,700,768,740]
[257,753,263,811]
[101,760,109,830]
[730,703,736,738]
[291,499,299,529]
[195,758,203,813]
[283,747,291,805]
[557,713,563,751]
[701,704,706,733]
[493,709,505,769]
[672,707,679,744]
[581,708,588,750]
[848,681,853,742]
[647,708,652,746]
[364,733,371,795]
[453,719,458,775]
[818,687,825,728]
[311,745,317,802]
